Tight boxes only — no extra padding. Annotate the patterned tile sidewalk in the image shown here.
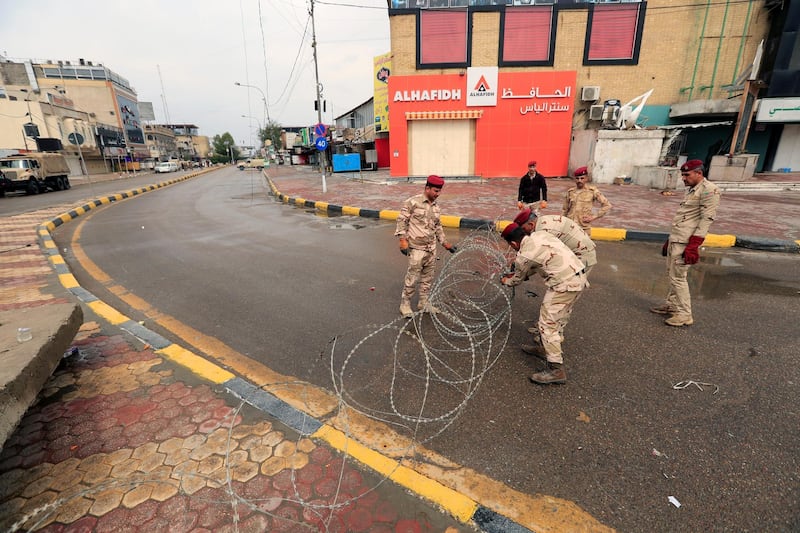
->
[0,322,466,532]
[0,200,469,532]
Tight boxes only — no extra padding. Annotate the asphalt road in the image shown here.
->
[51,168,800,532]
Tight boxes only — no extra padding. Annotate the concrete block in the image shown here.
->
[709,154,759,182]
[0,303,83,448]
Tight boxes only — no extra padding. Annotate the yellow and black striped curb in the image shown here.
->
[265,175,800,254]
[36,169,610,532]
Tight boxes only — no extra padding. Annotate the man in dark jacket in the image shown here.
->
[517,160,548,212]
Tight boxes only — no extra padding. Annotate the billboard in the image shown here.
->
[139,102,156,122]
[115,93,144,145]
[373,53,392,133]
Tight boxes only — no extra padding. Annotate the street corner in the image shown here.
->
[0,327,470,532]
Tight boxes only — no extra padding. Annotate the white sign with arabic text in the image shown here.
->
[756,98,800,123]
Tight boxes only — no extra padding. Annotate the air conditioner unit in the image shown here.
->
[589,105,604,121]
[581,86,601,102]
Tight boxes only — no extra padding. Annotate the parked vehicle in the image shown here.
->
[0,152,70,196]
[154,161,179,173]
[237,158,266,170]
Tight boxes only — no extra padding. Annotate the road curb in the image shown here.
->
[265,174,800,254]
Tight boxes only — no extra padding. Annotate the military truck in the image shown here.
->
[236,158,266,170]
[0,152,71,196]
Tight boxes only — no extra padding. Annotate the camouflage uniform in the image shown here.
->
[395,193,446,308]
[664,178,721,318]
[562,184,612,230]
[502,232,587,364]
[535,215,597,277]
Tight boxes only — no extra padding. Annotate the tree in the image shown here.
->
[260,120,282,151]
[210,132,240,164]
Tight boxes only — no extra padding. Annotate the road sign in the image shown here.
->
[68,132,85,145]
[315,137,328,151]
[314,123,327,137]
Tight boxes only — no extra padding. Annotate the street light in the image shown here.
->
[234,81,269,125]
[241,114,263,156]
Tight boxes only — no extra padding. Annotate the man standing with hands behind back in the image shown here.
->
[517,160,548,212]
[651,159,721,327]
[562,166,612,231]
[395,175,457,318]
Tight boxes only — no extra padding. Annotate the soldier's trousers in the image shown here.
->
[401,248,436,305]
[538,288,583,365]
[665,242,692,317]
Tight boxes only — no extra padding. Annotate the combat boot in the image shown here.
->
[520,343,546,361]
[399,300,413,318]
[529,363,567,385]
[650,303,676,315]
[418,300,440,314]
[665,314,693,327]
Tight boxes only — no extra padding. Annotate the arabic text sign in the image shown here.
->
[756,97,800,123]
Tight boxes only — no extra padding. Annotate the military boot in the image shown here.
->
[665,314,693,327]
[418,300,440,314]
[520,343,547,361]
[650,303,676,315]
[529,363,567,385]
[399,300,413,319]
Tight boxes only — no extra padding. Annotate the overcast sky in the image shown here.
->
[1,0,390,146]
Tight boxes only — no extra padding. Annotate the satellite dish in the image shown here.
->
[617,89,654,130]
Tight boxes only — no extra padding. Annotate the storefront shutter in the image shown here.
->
[420,10,468,65]
[502,6,553,62]
[587,4,640,61]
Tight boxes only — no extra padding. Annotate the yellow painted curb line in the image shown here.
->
[342,206,360,216]
[590,227,626,241]
[316,201,329,212]
[156,344,236,384]
[86,300,129,325]
[380,210,399,221]
[313,425,478,523]
[704,234,736,247]
[440,214,461,229]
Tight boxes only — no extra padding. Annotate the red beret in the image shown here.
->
[680,159,704,172]
[574,166,588,177]
[513,208,536,225]
[501,222,519,240]
[426,175,445,188]
[527,161,537,167]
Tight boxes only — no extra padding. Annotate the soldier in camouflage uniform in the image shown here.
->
[651,159,721,327]
[500,222,587,385]
[514,208,597,277]
[395,175,456,318]
[562,166,612,231]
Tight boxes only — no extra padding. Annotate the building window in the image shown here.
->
[417,9,469,68]
[584,2,645,65]
[500,6,555,66]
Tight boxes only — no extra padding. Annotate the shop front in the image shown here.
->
[388,68,576,179]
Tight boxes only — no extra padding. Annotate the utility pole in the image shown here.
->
[310,0,327,193]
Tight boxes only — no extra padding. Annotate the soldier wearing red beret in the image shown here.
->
[651,159,721,327]
[562,165,612,231]
[394,175,457,318]
[500,222,587,385]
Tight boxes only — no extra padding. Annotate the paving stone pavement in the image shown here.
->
[0,191,471,532]
[0,320,468,532]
